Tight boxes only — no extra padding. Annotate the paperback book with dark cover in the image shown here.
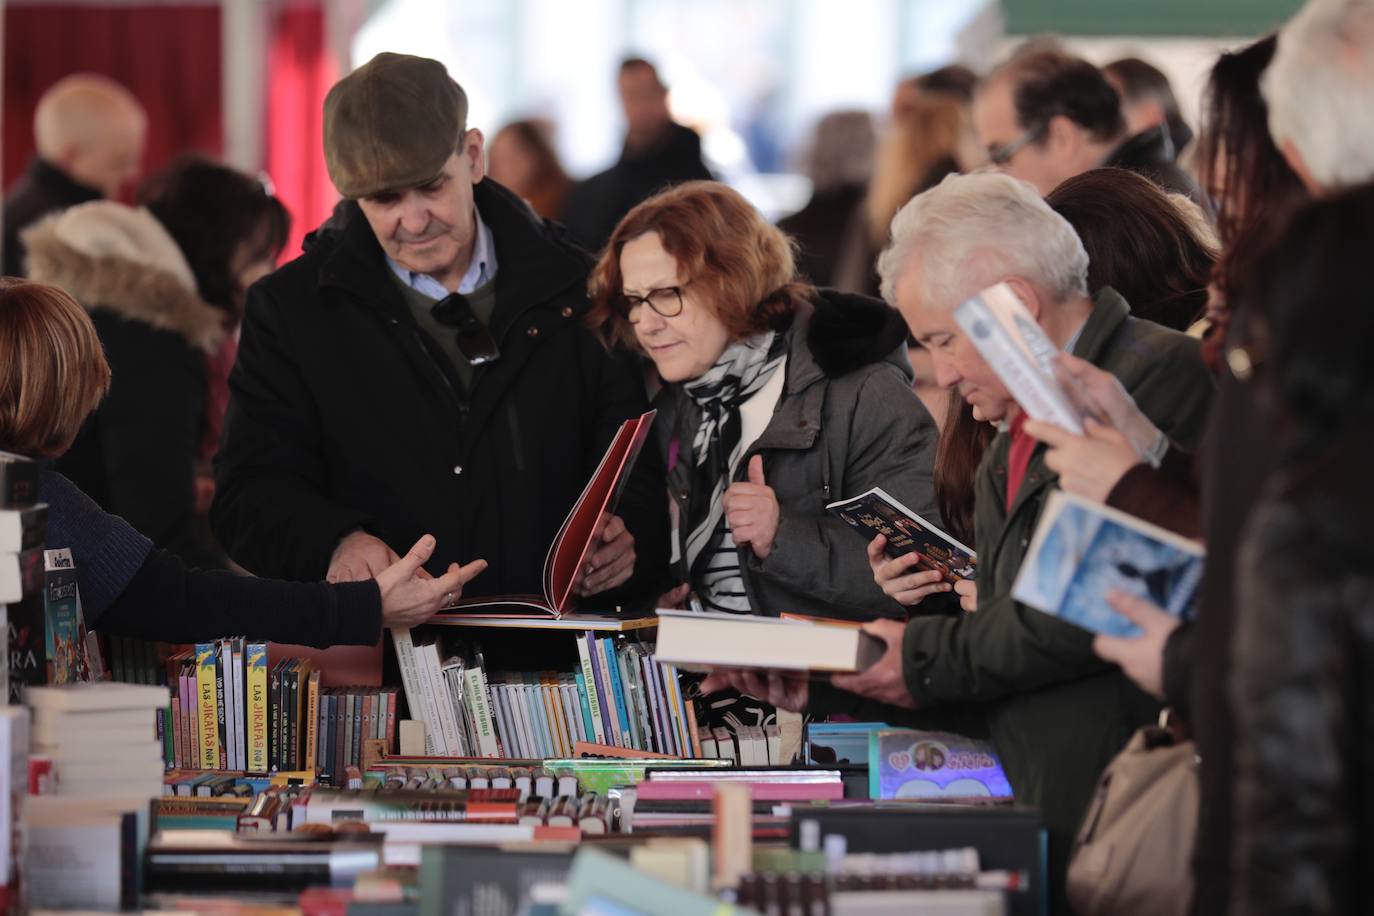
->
[827,487,977,582]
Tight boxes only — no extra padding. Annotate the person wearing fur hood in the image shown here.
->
[23,156,286,569]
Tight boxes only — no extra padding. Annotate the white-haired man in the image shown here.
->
[704,172,1214,914]
[1263,0,1374,192]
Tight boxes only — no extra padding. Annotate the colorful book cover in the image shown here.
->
[868,729,1014,801]
[595,638,626,747]
[194,643,220,770]
[573,670,597,749]
[41,549,85,685]
[1012,490,1205,636]
[827,488,977,582]
[246,643,269,773]
[5,549,45,704]
[575,635,607,745]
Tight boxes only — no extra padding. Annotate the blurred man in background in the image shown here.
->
[563,57,713,251]
[3,73,147,276]
[1104,56,1194,160]
[973,49,1197,199]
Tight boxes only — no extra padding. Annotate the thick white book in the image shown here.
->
[24,682,169,712]
[653,609,885,674]
[0,504,46,553]
[953,281,1085,434]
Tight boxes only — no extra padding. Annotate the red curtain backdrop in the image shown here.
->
[3,4,223,196]
[267,3,339,262]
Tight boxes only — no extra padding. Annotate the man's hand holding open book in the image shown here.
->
[867,534,956,607]
[572,512,636,597]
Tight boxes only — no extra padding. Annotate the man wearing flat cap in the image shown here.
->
[212,53,669,609]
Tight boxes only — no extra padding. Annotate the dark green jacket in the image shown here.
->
[899,288,1214,909]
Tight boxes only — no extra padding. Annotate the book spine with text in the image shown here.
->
[194,643,220,769]
[575,635,607,745]
[304,669,321,772]
[246,643,268,773]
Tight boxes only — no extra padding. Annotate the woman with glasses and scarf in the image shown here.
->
[587,181,941,623]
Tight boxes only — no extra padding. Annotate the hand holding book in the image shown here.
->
[1048,352,1166,464]
[829,618,917,711]
[866,534,956,607]
[1090,589,1182,701]
[1025,417,1141,504]
[699,667,809,713]
[572,513,635,597]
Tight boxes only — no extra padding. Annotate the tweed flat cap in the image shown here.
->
[323,52,468,199]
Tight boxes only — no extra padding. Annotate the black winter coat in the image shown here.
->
[2,157,101,277]
[212,180,671,604]
[1230,433,1374,915]
[562,123,713,252]
[24,202,229,570]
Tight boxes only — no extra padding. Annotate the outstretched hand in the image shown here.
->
[376,535,487,630]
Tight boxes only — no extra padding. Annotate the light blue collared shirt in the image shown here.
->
[386,209,498,299]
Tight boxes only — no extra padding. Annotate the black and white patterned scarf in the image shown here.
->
[681,331,787,612]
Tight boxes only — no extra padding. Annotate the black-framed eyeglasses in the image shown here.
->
[616,285,687,324]
[431,293,501,366]
[988,122,1047,166]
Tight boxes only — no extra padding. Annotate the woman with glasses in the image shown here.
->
[587,180,940,621]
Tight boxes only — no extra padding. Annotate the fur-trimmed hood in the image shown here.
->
[21,201,224,353]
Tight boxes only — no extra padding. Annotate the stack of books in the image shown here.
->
[27,681,169,799]
[162,640,398,776]
[393,631,700,759]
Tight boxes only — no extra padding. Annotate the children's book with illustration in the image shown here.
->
[869,728,1013,801]
[1012,490,1204,637]
[827,487,977,582]
[437,410,656,619]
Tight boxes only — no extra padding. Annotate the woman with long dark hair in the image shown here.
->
[1227,184,1374,916]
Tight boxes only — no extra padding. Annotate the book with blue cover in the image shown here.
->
[1012,490,1204,636]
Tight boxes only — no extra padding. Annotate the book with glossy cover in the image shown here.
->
[1012,489,1204,636]
[441,409,656,618]
[826,487,977,582]
[953,281,1085,434]
[868,728,1013,801]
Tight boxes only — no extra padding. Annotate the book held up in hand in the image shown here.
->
[827,487,976,582]
[1012,490,1204,637]
[653,609,885,674]
[953,281,1085,434]
[438,409,656,619]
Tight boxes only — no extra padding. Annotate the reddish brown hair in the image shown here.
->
[587,180,811,351]
[0,279,110,458]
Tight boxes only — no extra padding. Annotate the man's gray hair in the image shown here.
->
[877,171,1089,309]
[1263,0,1374,189]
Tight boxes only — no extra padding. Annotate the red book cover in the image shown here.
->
[442,410,656,618]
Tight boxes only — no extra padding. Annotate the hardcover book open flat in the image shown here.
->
[438,410,656,619]
[653,609,885,674]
